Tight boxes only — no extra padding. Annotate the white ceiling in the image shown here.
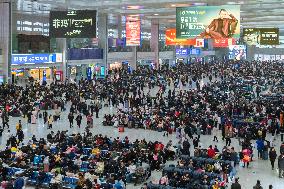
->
[11,0,284,34]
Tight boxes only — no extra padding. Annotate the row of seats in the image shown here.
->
[27,171,79,189]
[180,155,233,170]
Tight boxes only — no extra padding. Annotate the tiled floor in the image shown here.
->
[1,78,284,189]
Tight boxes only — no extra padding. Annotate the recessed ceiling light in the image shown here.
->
[154,13,159,16]
[171,4,176,7]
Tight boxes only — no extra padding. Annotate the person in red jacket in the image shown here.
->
[207,145,216,158]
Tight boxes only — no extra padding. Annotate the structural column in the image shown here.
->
[117,15,122,39]
[97,13,108,75]
[0,2,11,83]
[150,19,159,69]
[56,38,67,81]
[130,46,137,70]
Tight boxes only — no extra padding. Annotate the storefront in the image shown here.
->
[11,53,63,83]
[68,63,105,81]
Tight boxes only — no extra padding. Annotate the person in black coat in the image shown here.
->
[76,114,82,128]
[231,178,241,189]
[182,139,190,156]
[269,147,277,170]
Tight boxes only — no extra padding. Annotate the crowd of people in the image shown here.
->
[0,60,283,188]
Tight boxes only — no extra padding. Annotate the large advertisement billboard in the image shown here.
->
[49,10,97,38]
[243,28,279,45]
[126,16,141,46]
[229,45,246,60]
[176,5,240,39]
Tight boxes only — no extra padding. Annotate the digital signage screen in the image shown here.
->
[165,28,195,46]
[49,10,97,38]
[126,16,141,46]
[176,5,240,39]
[229,45,246,60]
[243,28,279,45]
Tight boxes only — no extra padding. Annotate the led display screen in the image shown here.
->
[49,10,97,38]
[228,45,246,60]
[243,28,279,45]
[176,5,240,39]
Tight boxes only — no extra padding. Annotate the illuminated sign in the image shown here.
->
[243,28,279,45]
[228,45,246,60]
[49,10,97,38]
[213,38,236,47]
[176,48,188,55]
[165,28,195,46]
[11,53,62,65]
[126,16,141,46]
[176,5,240,39]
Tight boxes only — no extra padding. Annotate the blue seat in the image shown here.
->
[63,177,78,189]
[79,161,89,172]
[83,148,92,156]
[42,173,53,187]
[27,171,39,185]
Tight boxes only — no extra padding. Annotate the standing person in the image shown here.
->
[278,153,284,178]
[76,114,82,128]
[68,112,74,128]
[0,127,3,145]
[193,137,199,149]
[17,129,24,144]
[87,114,93,128]
[48,115,53,129]
[16,120,22,132]
[253,180,263,189]
[212,125,219,142]
[256,138,264,159]
[269,147,277,170]
[2,111,9,129]
[230,178,241,189]
[43,111,48,125]
[94,103,100,118]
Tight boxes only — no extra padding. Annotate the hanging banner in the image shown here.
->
[165,28,195,46]
[176,5,240,39]
[126,16,141,46]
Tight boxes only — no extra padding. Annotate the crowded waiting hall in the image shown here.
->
[0,0,284,189]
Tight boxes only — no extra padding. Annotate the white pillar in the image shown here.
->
[0,2,11,83]
[97,13,108,75]
[56,38,67,80]
[151,19,159,69]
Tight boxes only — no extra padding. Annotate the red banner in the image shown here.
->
[213,38,236,47]
[165,28,195,46]
[126,16,141,46]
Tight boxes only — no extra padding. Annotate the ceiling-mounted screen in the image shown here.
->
[176,5,240,39]
[49,10,97,38]
[243,28,279,45]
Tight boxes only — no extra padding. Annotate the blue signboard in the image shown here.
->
[100,66,105,76]
[176,48,188,56]
[190,48,201,55]
[11,53,62,65]
[86,67,92,80]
